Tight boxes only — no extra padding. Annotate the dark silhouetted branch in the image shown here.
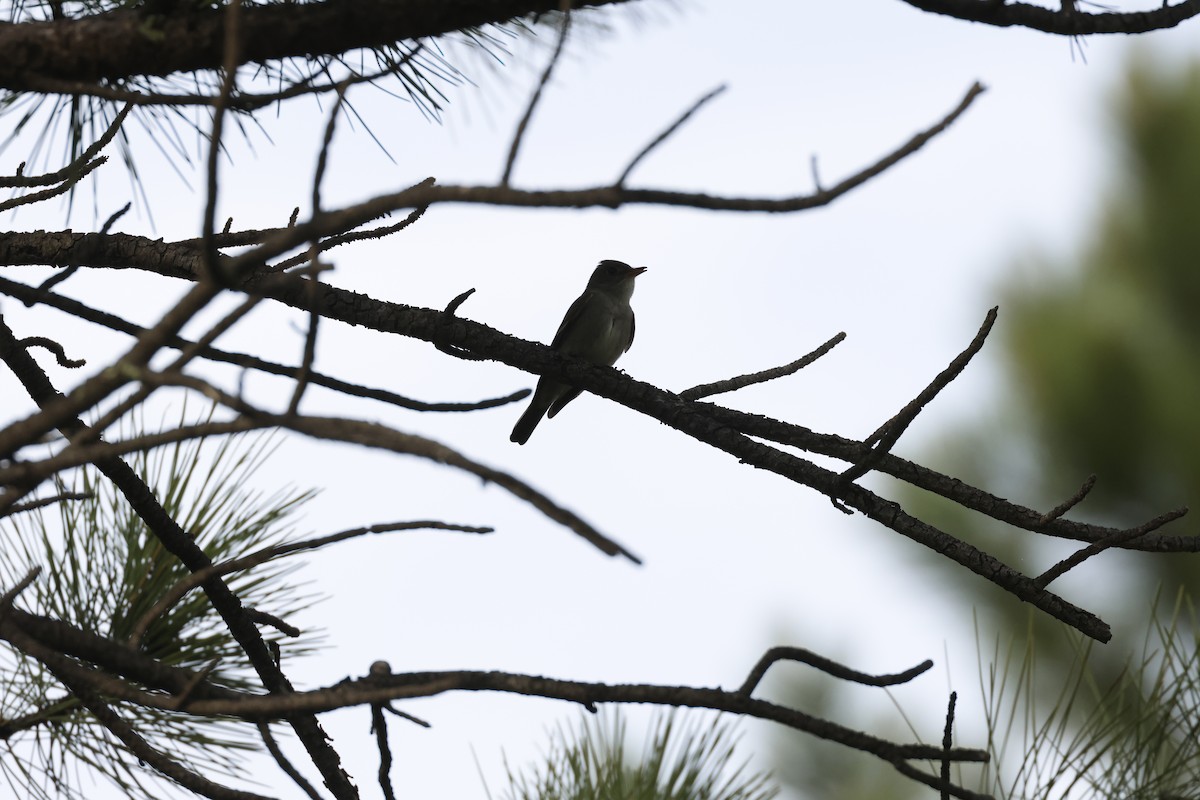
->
[680,331,845,401]
[739,646,933,696]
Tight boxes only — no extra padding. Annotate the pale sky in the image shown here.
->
[3,1,1199,798]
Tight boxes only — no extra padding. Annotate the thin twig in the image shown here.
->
[31,664,987,772]
[1034,507,1188,589]
[383,704,431,728]
[680,331,845,400]
[500,0,571,186]
[2,491,91,518]
[16,66,398,111]
[371,704,397,800]
[1038,474,1097,525]
[126,367,643,564]
[436,288,487,361]
[246,608,301,638]
[267,203,429,273]
[0,568,41,616]
[17,336,85,368]
[616,85,726,186]
[0,157,105,213]
[34,202,131,303]
[841,307,997,484]
[202,0,244,286]
[169,658,222,711]
[128,520,490,647]
[941,691,957,800]
[258,722,326,800]
[739,646,933,695]
[288,84,349,416]
[0,104,130,188]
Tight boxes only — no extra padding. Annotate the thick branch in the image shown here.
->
[898,0,1200,34]
[0,0,630,88]
[0,275,527,413]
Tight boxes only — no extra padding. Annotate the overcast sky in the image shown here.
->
[4,2,1200,799]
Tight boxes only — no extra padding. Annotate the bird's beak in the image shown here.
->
[630,266,648,277]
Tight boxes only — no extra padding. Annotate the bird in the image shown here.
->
[510,260,647,445]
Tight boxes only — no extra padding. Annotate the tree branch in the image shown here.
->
[0,0,631,87]
[898,0,1200,35]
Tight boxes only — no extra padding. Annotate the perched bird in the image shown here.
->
[510,260,647,445]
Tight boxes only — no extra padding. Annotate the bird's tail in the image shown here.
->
[510,386,556,445]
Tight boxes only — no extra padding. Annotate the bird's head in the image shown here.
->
[589,259,648,290]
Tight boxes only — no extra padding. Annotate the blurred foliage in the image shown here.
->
[898,51,1200,639]
[769,52,1200,800]
[498,710,778,800]
[896,51,1200,796]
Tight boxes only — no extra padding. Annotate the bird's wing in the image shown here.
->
[547,386,584,418]
[625,311,636,353]
[549,290,593,350]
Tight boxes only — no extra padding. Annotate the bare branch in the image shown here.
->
[0,104,130,188]
[1,491,91,519]
[370,703,398,800]
[680,331,845,401]
[16,64,398,111]
[616,84,727,186]
[258,722,326,800]
[267,204,429,273]
[169,658,224,711]
[898,0,1200,34]
[0,568,41,616]
[501,1,571,186]
[700,401,1200,555]
[18,336,86,368]
[0,157,106,212]
[1034,507,1189,589]
[3,609,275,799]
[941,691,957,800]
[113,367,642,563]
[739,646,933,696]
[76,667,988,768]
[246,608,301,638]
[202,0,244,286]
[128,519,489,647]
[436,288,488,361]
[0,620,991,780]
[0,240,1144,640]
[0,77,986,272]
[1037,473,1097,525]
[0,274,526,413]
[840,306,997,484]
[0,420,267,498]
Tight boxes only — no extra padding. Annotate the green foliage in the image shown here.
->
[1005,56,1200,525]
[980,592,1200,799]
[790,51,1200,800]
[0,411,319,800]
[898,51,1200,635]
[498,710,778,800]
